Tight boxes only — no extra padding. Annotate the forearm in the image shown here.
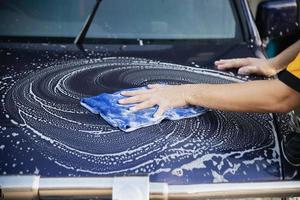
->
[184,80,300,113]
[271,40,300,71]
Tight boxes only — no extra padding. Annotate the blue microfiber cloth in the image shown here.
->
[80,86,207,132]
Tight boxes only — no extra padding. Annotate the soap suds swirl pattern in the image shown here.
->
[1,57,281,184]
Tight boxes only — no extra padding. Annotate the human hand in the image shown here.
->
[118,84,189,117]
[214,57,278,77]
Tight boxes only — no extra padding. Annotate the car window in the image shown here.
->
[87,0,242,40]
[0,0,242,41]
[0,0,94,37]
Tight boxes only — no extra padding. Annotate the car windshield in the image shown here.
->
[0,0,242,42]
[0,0,95,38]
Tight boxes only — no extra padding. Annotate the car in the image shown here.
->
[0,0,300,199]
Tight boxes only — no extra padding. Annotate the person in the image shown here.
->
[118,40,300,117]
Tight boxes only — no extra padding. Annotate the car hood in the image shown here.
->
[0,42,289,184]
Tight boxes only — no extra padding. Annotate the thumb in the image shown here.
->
[153,105,166,118]
[147,84,162,89]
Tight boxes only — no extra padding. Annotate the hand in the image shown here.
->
[118,84,189,117]
[214,57,278,77]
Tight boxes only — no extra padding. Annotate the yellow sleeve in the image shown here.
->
[278,53,300,93]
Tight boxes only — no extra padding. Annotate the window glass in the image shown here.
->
[87,0,241,39]
[0,0,242,40]
[0,0,94,37]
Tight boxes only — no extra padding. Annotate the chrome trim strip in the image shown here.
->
[39,177,112,199]
[168,181,300,199]
[241,0,262,46]
[150,182,168,200]
[1,176,300,199]
[0,176,39,200]
[112,176,149,200]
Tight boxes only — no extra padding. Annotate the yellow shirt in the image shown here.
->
[278,53,300,93]
[287,53,300,79]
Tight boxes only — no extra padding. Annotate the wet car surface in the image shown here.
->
[0,0,299,188]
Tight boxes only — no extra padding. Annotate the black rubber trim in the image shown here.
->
[283,132,300,165]
[278,69,300,93]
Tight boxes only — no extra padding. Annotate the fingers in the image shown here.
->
[215,58,250,70]
[125,100,167,119]
[118,94,149,104]
[119,85,163,105]
[121,89,148,97]
[147,84,162,89]
[237,66,259,75]
[121,84,162,96]
[153,105,167,118]
[129,100,155,111]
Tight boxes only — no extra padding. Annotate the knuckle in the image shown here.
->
[149,98,157,104]
[141,94,148,98]
[146,101,153,106]
[136,105,143,109]
[127,91,134,95]
[132,97,139,102]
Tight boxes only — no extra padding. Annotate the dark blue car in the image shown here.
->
[0,0,300,199]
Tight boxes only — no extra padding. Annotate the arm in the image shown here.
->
[215,40,300,77]
[119,40,300,116]
[273,39,300,68]
[119,81,300,116]
[185,80,300,113]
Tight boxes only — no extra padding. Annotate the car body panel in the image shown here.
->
[0,0,300,188]
[0,42,296,185]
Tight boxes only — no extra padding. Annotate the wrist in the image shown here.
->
[268,57,283,75]
[182,84,200,106]
[269,56,286,71]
